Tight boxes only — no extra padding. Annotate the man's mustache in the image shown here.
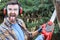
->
[9,13,16,17]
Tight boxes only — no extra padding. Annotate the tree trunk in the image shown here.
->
[55,0,60,28]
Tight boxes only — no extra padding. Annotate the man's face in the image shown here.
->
[7,4,19,22]
[7,4,19,17]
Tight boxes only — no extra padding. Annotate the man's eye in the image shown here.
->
[9,8,12,11]
[14,9,18,11]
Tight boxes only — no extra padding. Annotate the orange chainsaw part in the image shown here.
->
[41,21,53,40]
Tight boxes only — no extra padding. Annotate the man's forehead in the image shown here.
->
[7,4,19,8]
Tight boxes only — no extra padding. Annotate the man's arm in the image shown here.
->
[31,30,41,37]
[20,19,42,38]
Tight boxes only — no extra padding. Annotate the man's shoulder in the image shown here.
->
[17,18,24,23]
[0,23,7,34]
[0,22,8,31]
[0,23,16,40]
[17,18,23,21]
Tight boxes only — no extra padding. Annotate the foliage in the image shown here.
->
[18,0,54,13]
[0,0,10,10]
[18,0,54,28]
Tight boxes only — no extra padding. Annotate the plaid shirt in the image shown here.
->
[0,18,26,40]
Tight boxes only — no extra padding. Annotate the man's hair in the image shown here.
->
[6,0,21,6]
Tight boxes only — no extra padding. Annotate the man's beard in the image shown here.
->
[8,13,17,23]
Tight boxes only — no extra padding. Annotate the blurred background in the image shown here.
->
[0,0,60,40]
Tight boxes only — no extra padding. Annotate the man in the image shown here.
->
[0,0,42,40]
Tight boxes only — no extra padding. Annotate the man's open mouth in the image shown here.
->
[10,15,16,17]
[9,13,16,17]
[8,13,17,22]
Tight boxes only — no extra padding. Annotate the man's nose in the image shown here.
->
[11,10,15,13]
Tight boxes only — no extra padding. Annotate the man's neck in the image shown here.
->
[7,17,17,24]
